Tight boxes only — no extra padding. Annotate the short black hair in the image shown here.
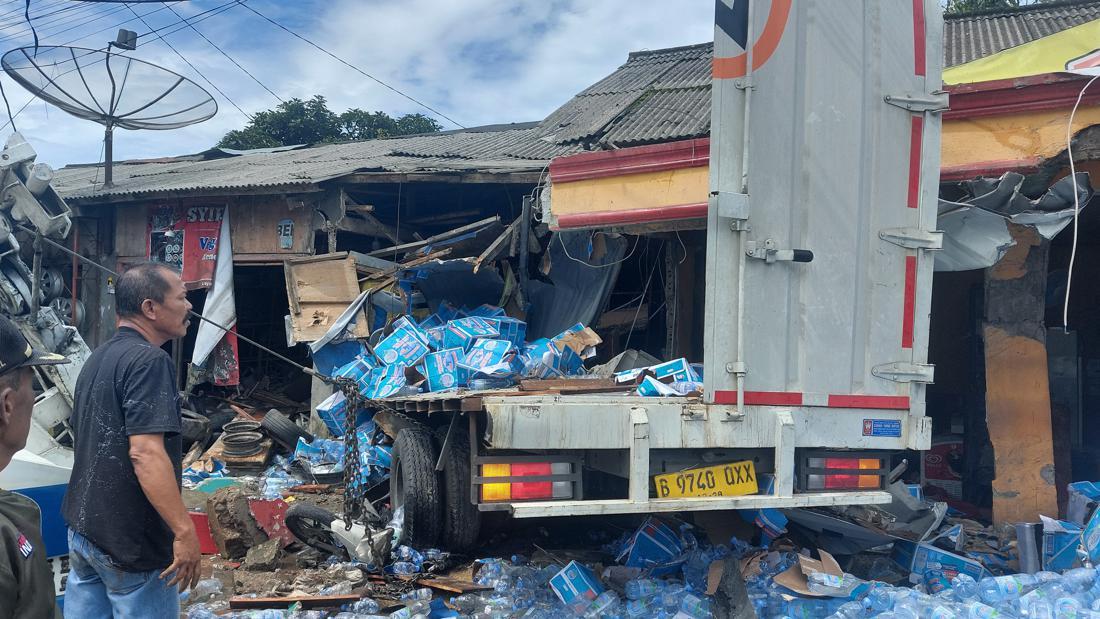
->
[0,366,29,392]
[116,261,177,318]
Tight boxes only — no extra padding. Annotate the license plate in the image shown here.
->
[654,460,758,499]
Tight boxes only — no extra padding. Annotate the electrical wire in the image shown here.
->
[24,0,37,49]
[557,231,640,268]
[623,240,661,350]
[160,1,282,104]
[15,222,324,380]
[1061,72,1100,332]
[124,3,253,121]
[0,75,16,131]
[233,0,466,129]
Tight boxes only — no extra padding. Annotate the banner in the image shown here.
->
[945,20,1100,85]
[147,204,225,288]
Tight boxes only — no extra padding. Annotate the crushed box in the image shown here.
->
[423,348,469,392]
[549,560,604,606]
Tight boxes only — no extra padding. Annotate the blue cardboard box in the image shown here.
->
[316,391,349,437]
[333,355,376,392]
[461,339,514,371]
[374,324,431,367]
[1084,502,1100,565]
[651,358,700,382]
[443,317,500,351]
[424,348,469,392]
[549,560,604,606]
[891,525,990,584]
[487,316,527,347]
[617,517,683,575]
[363,364,407,399]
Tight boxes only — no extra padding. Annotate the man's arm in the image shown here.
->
[128,433,200,589]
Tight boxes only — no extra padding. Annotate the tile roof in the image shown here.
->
[944,0,1100,67]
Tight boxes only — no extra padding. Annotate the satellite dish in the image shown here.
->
[2,45,217,187]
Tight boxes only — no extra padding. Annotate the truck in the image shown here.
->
[369,0,946,550]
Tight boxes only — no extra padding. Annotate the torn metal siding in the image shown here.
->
[944,2,1100,67]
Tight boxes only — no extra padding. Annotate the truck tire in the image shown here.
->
[390,427,442,548]
[261,409,314,451]
[435,424,481,552]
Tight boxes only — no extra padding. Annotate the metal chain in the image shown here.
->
[340,377,368,528]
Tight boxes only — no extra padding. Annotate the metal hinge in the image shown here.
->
[884,92,950,113]
[711,190,749,221]
[872,362,935,384]
[879,228,943,250]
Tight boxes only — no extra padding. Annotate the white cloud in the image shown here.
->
[1,0,712,168]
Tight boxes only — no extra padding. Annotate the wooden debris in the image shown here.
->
[228,594,360,609]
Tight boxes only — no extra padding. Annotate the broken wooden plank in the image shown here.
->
[367,216,501,257]
[472,219,518,273]
[412,576,492,595]
[229,594,360,609]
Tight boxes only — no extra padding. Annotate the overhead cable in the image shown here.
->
[160,1,282,104]
[234,1,466,128]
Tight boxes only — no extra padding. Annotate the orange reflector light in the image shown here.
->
[480,463,511,501]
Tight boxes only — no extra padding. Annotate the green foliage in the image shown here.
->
[942,0,1059,14]
[216,95,443,149]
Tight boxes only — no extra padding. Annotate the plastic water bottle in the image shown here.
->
[1062,568,1098,592]
[660,583,685,611]
[953,575,979,602]
[449,594,486,614]
[1027,598,1056,619]
[832,600,866,618]
[344,599,381,614]
[424,548,447,561]
[319,581,353,596]
[979,574,1039,604]
[624,597,655,618]
[960,601,1005,618]
[186,605,218,619]
[625,578,661,601]
[680,592,712,618]
[864,585,897,612]
[389,601,430,619]
[787,597,842,618]
[399,588,432,602]
[584,591,622,618]
[391,561,419,576]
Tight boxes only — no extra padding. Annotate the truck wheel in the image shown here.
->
[390,427,442,548]
[435,424,481,552]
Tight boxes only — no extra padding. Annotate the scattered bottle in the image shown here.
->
[624,578,661,601]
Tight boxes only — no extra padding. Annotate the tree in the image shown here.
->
[216,95,443,149]
[942,0,1059,14]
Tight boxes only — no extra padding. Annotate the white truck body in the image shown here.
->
[480,0,944,517]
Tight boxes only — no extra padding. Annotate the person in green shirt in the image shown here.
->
[0,315,69,619]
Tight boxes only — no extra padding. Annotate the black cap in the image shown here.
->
[0,316,69,378]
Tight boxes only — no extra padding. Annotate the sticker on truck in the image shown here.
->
[863,419,902,437]
[654,460,758,499]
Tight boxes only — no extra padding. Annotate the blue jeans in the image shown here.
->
[65,529,179,618]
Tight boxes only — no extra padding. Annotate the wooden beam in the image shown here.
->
[366,215,500,257]
[336,171,543,185]
[983,224,1058,524]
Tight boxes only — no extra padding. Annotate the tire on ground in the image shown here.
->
[391,427,443,548]
[434,424,481,552]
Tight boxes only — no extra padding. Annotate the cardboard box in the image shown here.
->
[549,560,604,606]
[617,517,683,575]
[774,549,861,598]
[1040,515,1081,572]
[333,355,376,392]
[468,304,506,318]
[461,339,514,370]
[374,324,431,367]
[424,348,469,392]
[487,316,527,347]
[891,525,990,584]
[443,317,500,351]
[651,358,700,382]
[552,323,602,359]
[1084,502,1100,565]
[316,391,349,436]
[363,364,407,399]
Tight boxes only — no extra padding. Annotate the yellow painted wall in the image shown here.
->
[551,107,1100,217]
[551,165,709,216]
[941,106,1100,170]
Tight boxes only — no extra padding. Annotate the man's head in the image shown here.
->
[116,262,192,343]
[0,316,69,471]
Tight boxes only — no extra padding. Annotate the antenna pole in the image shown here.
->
[103,122,113,188]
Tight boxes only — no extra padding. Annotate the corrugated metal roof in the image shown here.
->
[53,125,579,201]
[533,43,713,149]
[944,0,1100,67]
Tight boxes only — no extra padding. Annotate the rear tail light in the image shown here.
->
[477,461,577,502]
[797,451,889,492]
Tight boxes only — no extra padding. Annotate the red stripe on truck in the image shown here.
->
[827,394,911,410]
[713,391,803,406]
[912,0,926,77]
[902,255,917,349]
[907,116,924,209]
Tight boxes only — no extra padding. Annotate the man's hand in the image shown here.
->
[160,527,201,589]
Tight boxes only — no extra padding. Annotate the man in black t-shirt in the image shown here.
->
[62,262,200,617]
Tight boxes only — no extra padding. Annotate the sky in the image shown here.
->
[0,0,715,169]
